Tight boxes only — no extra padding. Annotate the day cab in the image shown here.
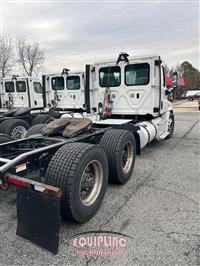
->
[0,76,43,113]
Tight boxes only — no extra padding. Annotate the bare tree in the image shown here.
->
[17,39,45,76]
[0,36,14,78]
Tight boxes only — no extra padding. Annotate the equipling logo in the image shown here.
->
[71,230,132,256]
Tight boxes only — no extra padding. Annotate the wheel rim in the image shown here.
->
[168,117,174,133]
[79,160,103,206]
[11,126,27,140]
[121,141,133,173]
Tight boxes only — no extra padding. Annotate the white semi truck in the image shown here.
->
[0,76,44,111]
[0,53,174,254]
[0,76,45,140]
[0,70,86,140]
[43,69,85,111]
[84,53,174,147]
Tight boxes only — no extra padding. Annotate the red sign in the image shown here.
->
[166,75,185,87]
[166,76,172,87]
[178,77,185,86]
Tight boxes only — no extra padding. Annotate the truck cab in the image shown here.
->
[43,70,85,112]
[0,76,44,112]
[85,53,173,143]
[0,72,86,140]
[88,53,171,117]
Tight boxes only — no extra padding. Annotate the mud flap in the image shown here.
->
[16,187,61,254]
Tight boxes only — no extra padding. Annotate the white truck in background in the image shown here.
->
[0,76,44,112]
[0,76,45,141]
[43,69,85,112]
[0,70,87,140]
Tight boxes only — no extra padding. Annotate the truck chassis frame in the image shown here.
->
[0,122,139,253]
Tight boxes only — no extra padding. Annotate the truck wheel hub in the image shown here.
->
[122,151,128,166]
[11,126,27,140]
[82,173,95,191]
[168,118,174,131]
[121,141,133,173]
[79,160,103,206]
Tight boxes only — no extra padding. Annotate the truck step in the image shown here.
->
[158,131,169,140]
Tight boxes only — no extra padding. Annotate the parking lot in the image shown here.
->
[173,99,200,112]
[0,110,199,266]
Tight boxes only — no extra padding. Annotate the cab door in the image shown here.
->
[14,79,30,108]
[49,74,85,110]
[94,60,153,115]
[29,79,44,109]
[65,74,85,109]
[48,76,65,109]
[2,80,15,109]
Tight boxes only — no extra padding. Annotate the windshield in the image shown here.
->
[51,77,64,90]
[5,81,14,93]
[16,81,26,92]
[99,66,121,87]
[66,76,80,90]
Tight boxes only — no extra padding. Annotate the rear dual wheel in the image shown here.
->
[100,129,136,184]
[45,143,108,223]
[45,130,136,223]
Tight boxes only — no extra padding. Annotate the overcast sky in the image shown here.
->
[1,0,199,73]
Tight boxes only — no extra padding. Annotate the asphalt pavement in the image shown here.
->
[0,111,199,266]
[173,99,199,112]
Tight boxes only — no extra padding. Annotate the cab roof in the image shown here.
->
[94,54,160,66]
[1,76,41,81]
[45,71,84,77]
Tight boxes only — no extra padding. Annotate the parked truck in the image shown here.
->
[0,76,44,140]
[0,53,174,254]
[0,70,86,140]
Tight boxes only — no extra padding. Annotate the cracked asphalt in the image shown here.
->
[0,111,199,266]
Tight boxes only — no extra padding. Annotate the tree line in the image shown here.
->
[0,36,45,78]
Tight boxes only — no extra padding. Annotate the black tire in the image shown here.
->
[14,107,31,117]
[0,119,30,140]
[166,112,175,139]
[45,143,108,223]
[32,114,52,126]
[2,108,19,117]
[25,124,46,137]
[0,133,12,144]
[100,129,136,184]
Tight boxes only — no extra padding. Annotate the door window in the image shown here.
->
[33,82,43,93]
[51,77,64,90]
[66,76,80,90]
[5,81,14,93]
[16,81,26,92]
[99,66,121,87]
[125,63,150,86]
